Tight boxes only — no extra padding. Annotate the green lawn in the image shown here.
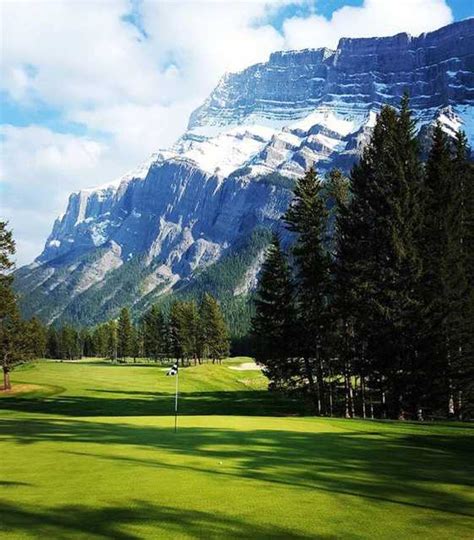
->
[1,359,473,539]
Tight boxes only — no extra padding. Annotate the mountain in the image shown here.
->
[16,19,474,332]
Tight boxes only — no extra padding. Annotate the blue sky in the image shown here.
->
[1,0,472,265]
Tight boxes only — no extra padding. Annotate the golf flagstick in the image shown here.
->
[174,367,179,433]
[166,362,179,433]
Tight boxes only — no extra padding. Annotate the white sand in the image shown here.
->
[229,362,261,371]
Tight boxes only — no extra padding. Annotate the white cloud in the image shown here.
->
[282,0,453,50]
[0,0,454,265]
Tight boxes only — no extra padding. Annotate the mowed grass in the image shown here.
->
[1,359,473,539]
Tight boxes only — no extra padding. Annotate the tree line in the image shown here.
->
[54,294,230,364]
[252,96,473,421]
[0,218,230,389]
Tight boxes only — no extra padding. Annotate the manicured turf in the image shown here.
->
[1,359,473,539]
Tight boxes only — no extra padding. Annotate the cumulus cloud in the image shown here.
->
[0,0,454,265]
[283,0,453,50]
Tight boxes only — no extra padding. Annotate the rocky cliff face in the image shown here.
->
[16,19,474,328]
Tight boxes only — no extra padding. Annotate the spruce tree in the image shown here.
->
[284,167,330,414]
[117,307,133,361]
[420,123,454,415]
[334,102,424,418]
[143,305,165,360]
[46,326,60,359]
[252,235,299,393]
[443,131,474,418]
[0,222,28,389]
[200,293,230,364]
[25,317,47,358]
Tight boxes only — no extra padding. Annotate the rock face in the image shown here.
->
[16,19,474,328]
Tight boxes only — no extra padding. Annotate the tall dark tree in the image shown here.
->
[46,326,60,359]
[435,130,474,418]
[284,167,330,414]
[200,293,230,364]
[334,102,424,418]
[252,235,299,392]
[106,321,118,361]
[420,123,456,415]
[0,222,27,390]
[143,305,165,360]
[25,317,47,358]
[117,307,133,360]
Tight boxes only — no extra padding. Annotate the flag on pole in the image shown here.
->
[167,362,178,376]
[165,362,179,433]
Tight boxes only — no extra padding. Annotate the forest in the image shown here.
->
[252,96,474,421]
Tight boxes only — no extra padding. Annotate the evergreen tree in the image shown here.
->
[25,317,47,358]
[117,307,132,361]
[436,130,474,418]
[284,167,330,414]
[334,101,424,418]
[143,305,165,360]
[58,325,81,360]
[252,235,299,392]
[200,293,230,364]
[46,326,60,359]
[0,222,28,389]
[106,321,118,361]
[420,123,455,414]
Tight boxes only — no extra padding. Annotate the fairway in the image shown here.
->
[1,360,473,539]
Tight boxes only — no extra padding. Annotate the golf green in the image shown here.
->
[1,359,473,538]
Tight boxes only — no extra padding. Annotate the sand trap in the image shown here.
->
[229,362,261,371]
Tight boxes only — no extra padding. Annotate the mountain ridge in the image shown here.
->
[16,19,474,330]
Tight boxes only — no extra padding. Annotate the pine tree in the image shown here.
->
[252,235,299,393]
[143,305,165,361]
[284,167,330,414]
[442,131,474,418]
[117,307,132,361]
[58,325,81,360]
[334,101,424,418]
[25,317,47,358]
[46,326,60,359]
[0,222,28,390]
[106,321,118,361]
[200,293,230,364]
[420,123,454,415]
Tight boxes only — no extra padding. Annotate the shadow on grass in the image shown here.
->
[0,390,305,417]
[1,415,473,528]
[0,500,316,539]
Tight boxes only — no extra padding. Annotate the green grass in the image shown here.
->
[1,359,473,539]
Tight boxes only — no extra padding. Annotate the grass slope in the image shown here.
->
[1,359,473,539]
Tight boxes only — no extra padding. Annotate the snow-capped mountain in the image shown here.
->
[16,19,474,328]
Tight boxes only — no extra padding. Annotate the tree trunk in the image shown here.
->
[344,368,351,418]
[349,379,355,418]
[3,367,11,391]
[304,358,320,415]
[361,376,367,419]
[329,382,333,417]
[317,354,326,416]
[381,390,387,419]
[370,396,374,419]
[457,391,463,421]
[448,390,455,418]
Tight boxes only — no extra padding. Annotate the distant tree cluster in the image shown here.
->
[43,294,230,365]
[252,95,474,420]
